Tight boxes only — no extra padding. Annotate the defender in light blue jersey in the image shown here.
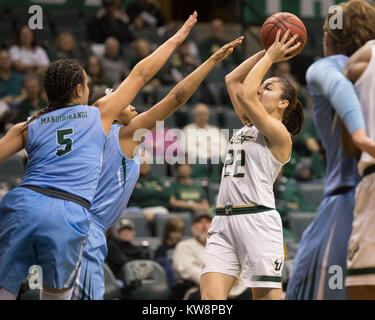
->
[286,1,375,300]
[71,35,245,300]
[0,13,198,300]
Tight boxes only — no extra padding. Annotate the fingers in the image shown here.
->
[275,29,281,43]
[285,33,299,47]
[228,36,244,49]
[280,29,290,44]
[285,42,301,55]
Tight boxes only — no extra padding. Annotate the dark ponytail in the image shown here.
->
[28,59,85,123]
[277,77,304,138]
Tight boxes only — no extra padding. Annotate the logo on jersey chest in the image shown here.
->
[230,133,253,145]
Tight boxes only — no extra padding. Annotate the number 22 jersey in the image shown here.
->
[216,124,289,209]
[20,105,107,205]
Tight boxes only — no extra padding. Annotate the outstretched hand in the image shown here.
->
[265,30,301,63]
[173,11,198,46]
[212,36,244,63]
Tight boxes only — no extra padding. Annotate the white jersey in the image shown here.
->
[216,124,288,210]
[355,40,375,176]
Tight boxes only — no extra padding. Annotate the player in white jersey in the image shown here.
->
[200,30,304,300]
[341,40,375,299]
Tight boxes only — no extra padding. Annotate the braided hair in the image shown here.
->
[28,59,85,123]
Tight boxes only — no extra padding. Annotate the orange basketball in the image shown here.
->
[260,12,307,51]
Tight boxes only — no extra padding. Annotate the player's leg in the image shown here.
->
[231,210,284,300]
[347,286,375,300]
[200,272,237,300]
[286,190,354,300]
[200,216,241,300]
[346,174,375,300]
[0,188,39,298]
[0,288,17,300]
[35,196,90,300]
[252,288,282,300]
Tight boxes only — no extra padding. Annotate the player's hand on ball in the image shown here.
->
[212,36,244,63]
[173,11,198,46]
[265,30,301,63]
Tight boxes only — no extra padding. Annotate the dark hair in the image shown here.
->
[28,59,85,123]
[323,0,375,56]
[13,25,37,48]
[88,88,107,105]
[162,217,185,244]
[277,77,304,138]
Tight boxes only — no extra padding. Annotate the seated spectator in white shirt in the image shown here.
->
[10,25,50,76]
[100,37,128,86]
[182,103,228,165]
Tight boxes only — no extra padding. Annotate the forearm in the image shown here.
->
[225,50,265,84]
[352,129,375,159]
[243,55,273,96]
[169,197,193,210]
[0,122,26,164]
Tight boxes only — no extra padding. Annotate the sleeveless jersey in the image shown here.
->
[20,105,106,204]
[89,124,140,229]
[216,125,287,209]
[355,40,375,175]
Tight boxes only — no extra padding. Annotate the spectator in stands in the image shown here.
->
[100,37,128,86]
[169,41,199,83]
[129,39,162,98]
[274,169,318,223]
[106,218,150,280]
[51,32,83,62]
[129,14,161,45]
[126,0,166,28]
[182,103,228,173]
[172,212,249,300]
[96,0,130,25]
[127,156,171,220]
[11,74,47,123]
[9,25,50,76]
[86,55,112,93]
[199,19,241,71]
[169,163,210,214]
[88,0,134,44]
[272,62,300,92]
[0,49,24,108]
[154,217,185,289]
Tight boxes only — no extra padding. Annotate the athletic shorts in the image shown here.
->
[0,187,89,295]
[346,173,375,287]
[201,209,284,289]
[71,215,108,300]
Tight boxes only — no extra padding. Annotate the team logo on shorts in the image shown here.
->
[225,204,233,215]
[348,245,359,261]
[274,259,283,271]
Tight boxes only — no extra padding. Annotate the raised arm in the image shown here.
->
[0,122,27,164]
[119,37,244,157]
[236,31,299,159]
[225,50,266,125]
[340,43,375,159]
[96,11,198,135]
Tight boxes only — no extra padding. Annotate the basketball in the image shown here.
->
[260,12,307,51]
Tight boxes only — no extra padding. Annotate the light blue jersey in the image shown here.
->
[0,105,107,295]
[286,55,363,300]
[72,124,140,300]
[20,105,107,204]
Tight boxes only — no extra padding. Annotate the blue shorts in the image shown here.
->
[0,187,90,295]
[286,188,355,300]
[71,215,108,300]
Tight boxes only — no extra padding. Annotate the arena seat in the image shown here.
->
[132,237,161,260]
[0,155,25,179]
[103,262,121,300]
[298,183,325,207]
[122,260,170,300]
[287,211,317,240]
[154,212,193,238]
[118,212,151,237]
